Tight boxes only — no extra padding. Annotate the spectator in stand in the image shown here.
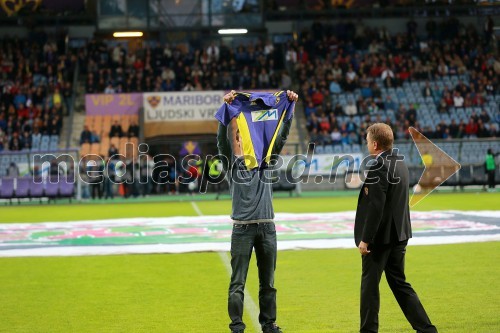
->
[470,111,479,123]
[317,128,329,145]
[281,71,292,90]
[331,126,342,145]
[340,132,351,145]
[80,126,93,144]
[383,95,397,112]
[310,128,321,145]
[104,83,115,94]
[6,162,20,177]
[449,119,459,138]
[9,132,23,151]
[0,36,73,153]
[438,98,448,114]
[329,80,342,95]
[304,100,317,118]
[108,144,119,158]
[453,91,464,107]
[422,81,433,98]
[109,120,123,138]
[21,131,32,150]
[360,81,372,99]
[479,110,491,124]
[127,120,140,138]
[381,65,394,79]
[490,123,499,137]
[344,100,357,116]
[456,122,466,139]
[0,128,5,151]
[465,118,478,138]
[477,120,489,138]
[318,112,331,133]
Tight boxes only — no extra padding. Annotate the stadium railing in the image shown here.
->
[0,149,80,204]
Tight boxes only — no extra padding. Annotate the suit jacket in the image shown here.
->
[354,149,412,246]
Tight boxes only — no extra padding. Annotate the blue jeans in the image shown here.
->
[228,222,277,332]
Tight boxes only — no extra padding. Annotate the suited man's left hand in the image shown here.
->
[359,241,370,255]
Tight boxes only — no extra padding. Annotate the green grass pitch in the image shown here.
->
[0,192,499,332]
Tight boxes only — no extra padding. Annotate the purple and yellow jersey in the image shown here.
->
[215,91,295,170]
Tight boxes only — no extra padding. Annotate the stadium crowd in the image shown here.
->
[0,35,75,152]
[81,39,292,94]
[292,17,499,146]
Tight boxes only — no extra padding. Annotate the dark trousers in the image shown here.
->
[228,222,277,332]
[487,170,495,189]
[90,183,102,199]
[104,179,114,199]
[360,240,437,333]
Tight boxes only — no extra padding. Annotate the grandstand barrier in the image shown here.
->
[0,149,80,203]
[0,142,497,202]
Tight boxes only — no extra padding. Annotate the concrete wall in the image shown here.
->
[266,15,497,36]
[0,25,95,39]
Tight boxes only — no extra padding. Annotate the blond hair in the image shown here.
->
[367,123,394,151]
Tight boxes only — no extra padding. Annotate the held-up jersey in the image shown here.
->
[215,91,295,170]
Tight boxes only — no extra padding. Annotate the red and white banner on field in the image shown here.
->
[0,211,498,257]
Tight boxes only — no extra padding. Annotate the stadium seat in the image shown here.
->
[94,122,103,137]
[129,137,139,147]
[30,179,44,200]
[90,143,100,155]
[44,182,59,199]
[59,177,75,201]
[472,165,487,186]
[81,143,91,156]
[110,137,120,148]
[49,142,59,151]
[14,177,31,199]
[458,165,474,187]
[0,178,14,202]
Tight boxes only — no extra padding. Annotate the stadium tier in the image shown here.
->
[1,3,500,333]
[0,6,498,203]
[0,36,75,153]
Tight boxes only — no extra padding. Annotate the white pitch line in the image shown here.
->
[190,201,203,216]
[190,201,261,332]
[218,252,261,332]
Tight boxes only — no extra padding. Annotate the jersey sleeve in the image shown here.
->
[214,100,241,126]
[285,100,295,122]
[280,91,295,122]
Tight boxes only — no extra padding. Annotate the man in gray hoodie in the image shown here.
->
[217,90,298,333]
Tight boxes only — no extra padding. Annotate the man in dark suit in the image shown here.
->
[109,120,123,138]
[127,120,140,138]
[355,123,437,333]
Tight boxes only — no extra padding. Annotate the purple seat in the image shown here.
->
[45,181,59,198]
[0,178,14,199]
[30,178,44,198]
[15,178,31,198]
[59,177,74,199]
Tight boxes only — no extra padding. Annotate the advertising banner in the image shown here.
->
[85,93,142,115]
[280,153,364,176]
[143,91,224,137]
